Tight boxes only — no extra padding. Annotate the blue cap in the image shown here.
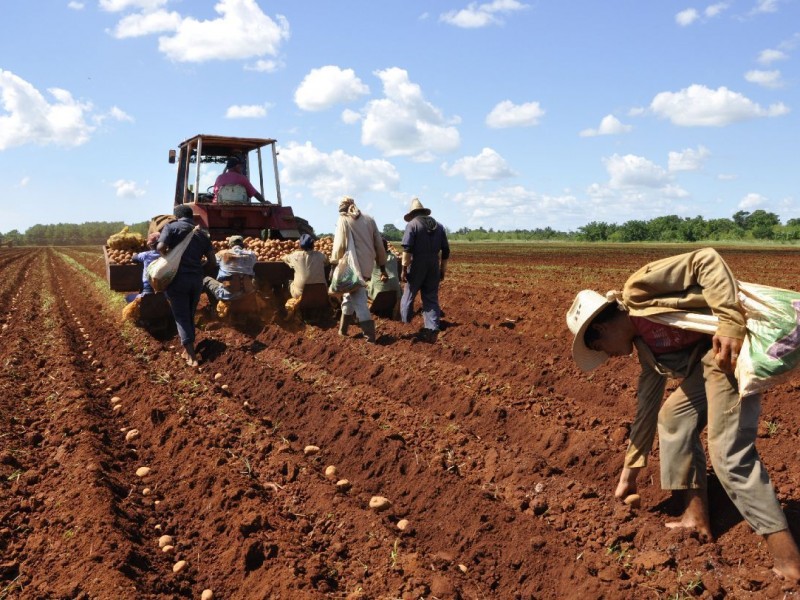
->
[299,233,315,250]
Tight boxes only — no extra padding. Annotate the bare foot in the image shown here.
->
[766,530,800,585]
[665,489,713,541]
[664,516,713,541]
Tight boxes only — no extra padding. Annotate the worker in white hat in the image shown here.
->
[566,247,800,584]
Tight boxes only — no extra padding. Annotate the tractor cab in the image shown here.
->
[170,134,309,242]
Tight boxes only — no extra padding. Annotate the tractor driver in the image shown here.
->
[213,157,269,205]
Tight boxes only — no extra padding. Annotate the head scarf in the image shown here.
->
[338,196,361,218]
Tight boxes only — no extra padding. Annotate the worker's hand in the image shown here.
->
[614,467,640,501]
[379,271,388,283]
[400,266,408,283]
[713,334,742,374]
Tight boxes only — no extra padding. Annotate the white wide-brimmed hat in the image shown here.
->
[404,197,431,222]
[566,290,615,372]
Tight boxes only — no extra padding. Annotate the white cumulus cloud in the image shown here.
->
[705,3,729,17]
[294,66,369,112]
[111,9,182,38]
[157,0,289,63]
[0,69,96,150]
[361,68,460,160]
[579,114,632,137]
[668,145,710,172]
[650,84,789,126]
[341,109,361,124]
[113,179,146,198]
[675,8,699,26]
[68,2,85,9]
[486,100,544,128]
[751,0,778,14]
[744,69,783,88]
[451,185,580,227]
[757,48,788,64]
[605,154,672,189]
[739,192,767,210]
[225,104,268,118]
[100,0,167,11]
[244,59,283,73]
[440,0,528,29]
[442,148,516,181]
[278,141,400,204]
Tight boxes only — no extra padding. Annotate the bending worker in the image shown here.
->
[566,247,800,584]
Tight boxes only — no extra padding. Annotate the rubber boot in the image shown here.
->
[339,312,352,336]
[359,320,376,343]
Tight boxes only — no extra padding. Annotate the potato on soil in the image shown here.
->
[369,496,391,511]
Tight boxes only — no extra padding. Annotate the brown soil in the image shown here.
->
[1,244,799,599]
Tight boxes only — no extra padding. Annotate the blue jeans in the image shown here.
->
[165,272,203,345]
[400,259,441,331]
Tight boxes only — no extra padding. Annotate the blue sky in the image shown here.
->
[1,0,798,235]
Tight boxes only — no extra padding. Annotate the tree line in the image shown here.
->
[385,210,800,243]
[2,210,799,246]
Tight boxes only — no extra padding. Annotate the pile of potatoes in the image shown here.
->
[106,226,147,264]
[106,247,141,265]
[212,235,335,262]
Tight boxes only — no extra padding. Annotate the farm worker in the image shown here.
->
[283,234,329,299]
[565,247,800,584]
[122,232,162,322]
[132,232,161,297]
[158,205,217,368]
[203,235,258,303]
[399,198,450,342]
[213,156,268,205]
[367,237,402,319]
[331,196,387,343]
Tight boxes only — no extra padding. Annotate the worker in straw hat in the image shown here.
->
[331,196,387,343]
[566,247,800,583]
[399,197,450,342]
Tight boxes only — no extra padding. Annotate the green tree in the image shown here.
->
[382,223,403,241]
[745,210,780,239]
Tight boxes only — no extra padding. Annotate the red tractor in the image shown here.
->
[170,134,314,242]
[106,134,317,294]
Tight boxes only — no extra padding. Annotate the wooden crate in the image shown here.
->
[104,246,143,292]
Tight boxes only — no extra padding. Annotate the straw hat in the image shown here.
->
[566,290,614,372]
[404,197,431,222]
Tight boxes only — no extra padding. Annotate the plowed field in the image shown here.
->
[1,244,799,600]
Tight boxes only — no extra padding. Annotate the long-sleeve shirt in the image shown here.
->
[331,212,387,281]
[283,249,328,298]
[621,248,744,468]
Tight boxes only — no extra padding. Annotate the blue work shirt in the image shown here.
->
[158,217,214,277]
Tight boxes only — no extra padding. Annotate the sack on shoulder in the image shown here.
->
[146,225,198,292]
[329,249,365,294]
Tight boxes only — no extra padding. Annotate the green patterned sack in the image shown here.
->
[736,282,800,396]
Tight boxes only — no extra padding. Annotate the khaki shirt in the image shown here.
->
[283,250,328,299]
